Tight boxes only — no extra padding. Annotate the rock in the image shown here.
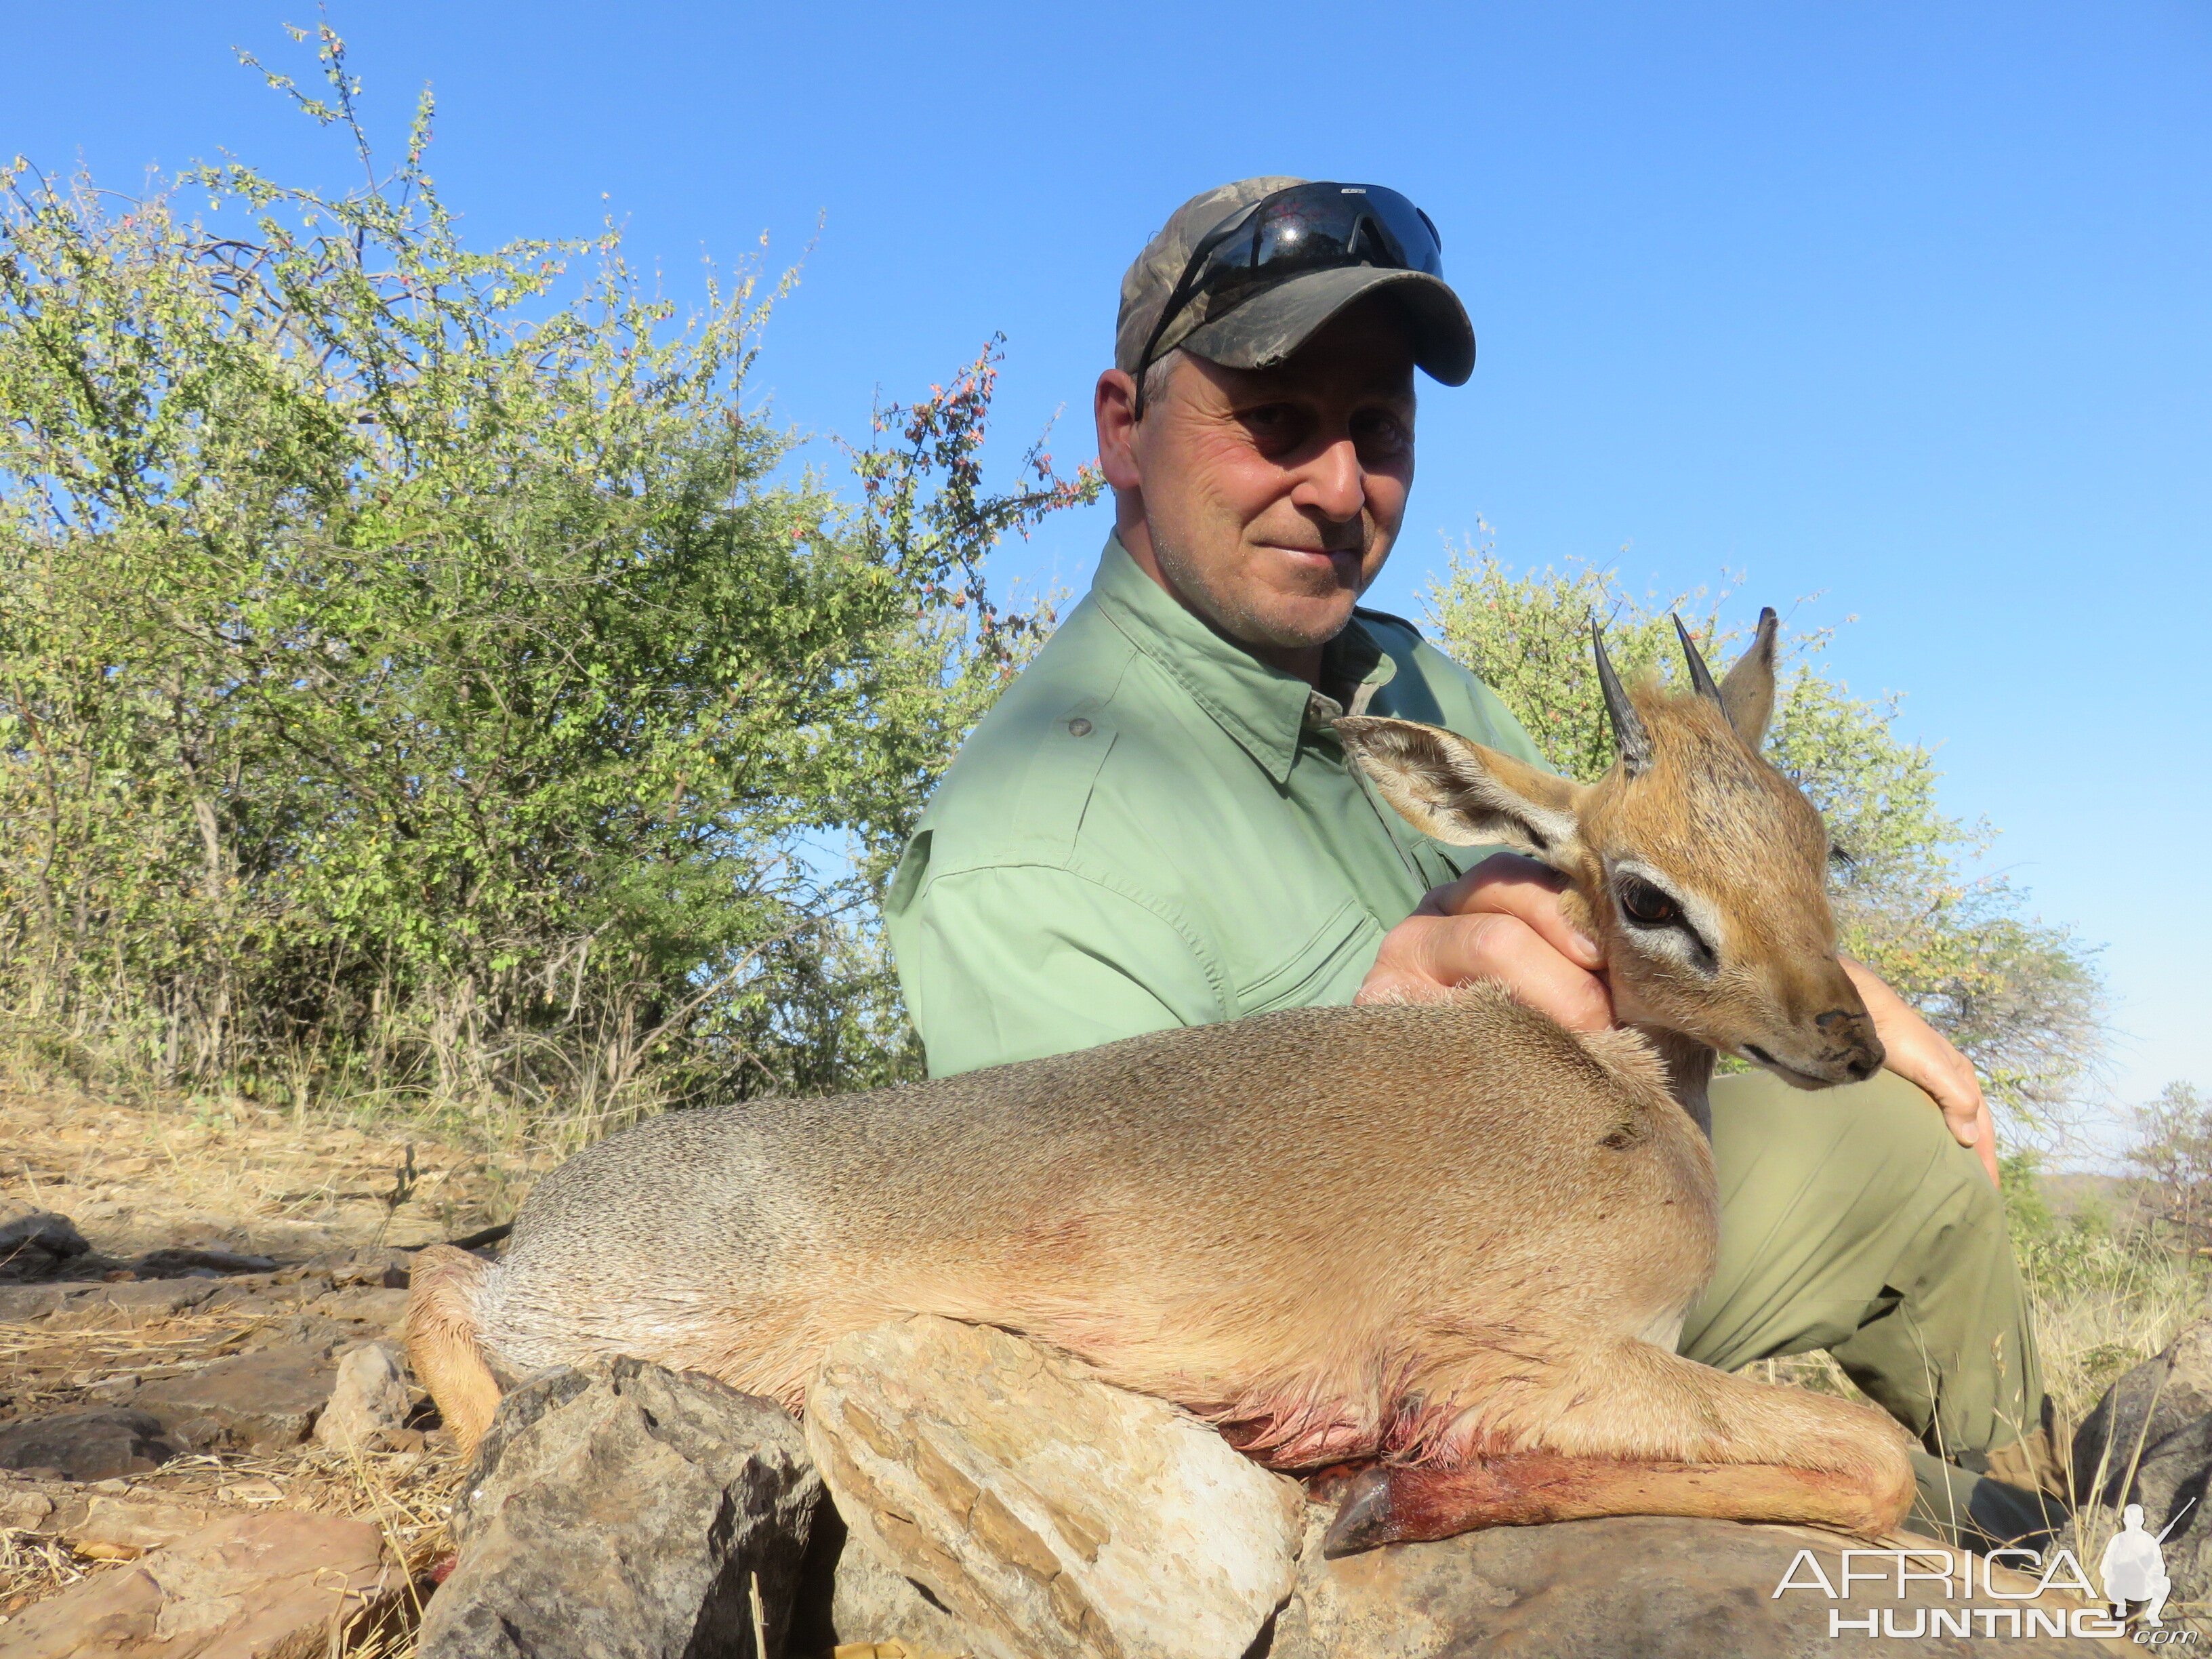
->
[134,1343,336,1452]
[821,1521,975,1654]
[304,1244,416,1287]
[806,1315,1303,1659]
[1273,1509,2111,1658]
[0,1408,180,1481]
[314,1341,413,1452]
[0,1508,396,1658]
[0,1479,55,1530]
[92,1279,221,1316]
[417,1354,820,1659]
[131,1246,278,1278]
[2072,1411,2212,1612]
[2072,1316,2212,1504]
[310,1282,413,1328]
[2063,1320,2212,1621]
[195,1275,333,1320]
[0,1476,220,1553]
[39,1278,222,1328]
[0,1210,90,1275]
[68,1492,220,1554]
[2065,1315,2212,1613]
[0,1282,66,1320]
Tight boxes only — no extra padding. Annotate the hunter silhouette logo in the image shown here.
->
[2102,1499,2193,1627]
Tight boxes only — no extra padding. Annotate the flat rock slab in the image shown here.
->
[1275,1510,2130,1658]
[808,1315,1304,1659]
[302,1244,415,1287]
[0,1278,222,1324]
[133,1344,336,1452]
[0,1408,180,1481]
[0,1477,218,1553]
[417,1354,821,1659]
[0,1508,394,1658]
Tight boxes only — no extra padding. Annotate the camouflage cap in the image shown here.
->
[1115,176,1476,387]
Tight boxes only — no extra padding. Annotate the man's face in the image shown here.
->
[1097,300,1418,668]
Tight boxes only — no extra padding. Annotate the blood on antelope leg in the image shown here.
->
[1321,1455,1893,1557]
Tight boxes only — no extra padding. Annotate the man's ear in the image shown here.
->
[1335,716,1584,860]
[1094,368,1143,493]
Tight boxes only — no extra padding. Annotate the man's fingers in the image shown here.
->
[1454,913,1612,1031]
[1940,1092,2001,1186]
[1429,853,1604,970]
[1359,912,1612,1032]
[1947,1099,2000,1186]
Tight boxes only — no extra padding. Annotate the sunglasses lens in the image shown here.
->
[1189,184,1442,316]
[1361,187,1445,274]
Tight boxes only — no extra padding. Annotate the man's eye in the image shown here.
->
[1238,404,1304,444]
[1618,878,1679,927]
[1353,412,1410,457]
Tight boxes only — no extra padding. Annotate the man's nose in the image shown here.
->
[1293,436,1366,527]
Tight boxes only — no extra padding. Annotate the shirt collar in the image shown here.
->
[1088,534,1399,785]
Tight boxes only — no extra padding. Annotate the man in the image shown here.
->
[886,176,2064,1545]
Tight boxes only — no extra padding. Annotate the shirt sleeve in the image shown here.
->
[891,861,1226,1078]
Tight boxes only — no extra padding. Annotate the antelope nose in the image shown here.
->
[1816,1009,1883,1082]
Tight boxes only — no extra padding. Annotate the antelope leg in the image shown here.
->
[1322,1454,1896,1557]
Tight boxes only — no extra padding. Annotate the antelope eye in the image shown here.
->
[1618,878,1679,927]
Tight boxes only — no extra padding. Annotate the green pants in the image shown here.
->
[1681,1068,2064,1547]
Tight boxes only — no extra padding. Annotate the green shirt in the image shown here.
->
[885,535,1546,1078]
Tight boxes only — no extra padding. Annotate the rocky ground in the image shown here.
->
[0,1082,537,1652]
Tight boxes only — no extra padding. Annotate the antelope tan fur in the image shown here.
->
[405,611,1917,1553]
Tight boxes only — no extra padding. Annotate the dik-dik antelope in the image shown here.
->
[406,611,1917,1553]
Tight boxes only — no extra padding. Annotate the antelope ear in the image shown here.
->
[1720,607,1780,747]
[1334,716,1584,861]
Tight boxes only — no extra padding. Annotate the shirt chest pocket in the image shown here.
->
[1229,897,1387,1017]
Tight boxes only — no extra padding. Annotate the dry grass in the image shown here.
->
[2020,1226,2205,1430]
[0,1526,103,1618]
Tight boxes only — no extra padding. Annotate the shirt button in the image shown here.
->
[1067,717,1093,737]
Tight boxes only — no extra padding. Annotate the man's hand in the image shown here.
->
[1843,957,1999,1185]
[1357,853,1611,1032]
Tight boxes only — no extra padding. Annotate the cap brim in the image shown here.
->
[1179,266,1475,386]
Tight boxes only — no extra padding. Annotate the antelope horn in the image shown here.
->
[1673,614,1723,704]
[1591,617,1653,778]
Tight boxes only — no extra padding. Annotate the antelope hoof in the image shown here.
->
[1322,1465,1399,1557]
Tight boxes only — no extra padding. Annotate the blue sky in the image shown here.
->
[7,2,2207,1155]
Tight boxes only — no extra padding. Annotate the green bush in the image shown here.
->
[0,28,1095,1141]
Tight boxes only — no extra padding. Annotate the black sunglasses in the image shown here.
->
[1132,182,1445,415]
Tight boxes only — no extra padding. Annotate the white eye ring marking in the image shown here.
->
[1605,859,1722,975]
